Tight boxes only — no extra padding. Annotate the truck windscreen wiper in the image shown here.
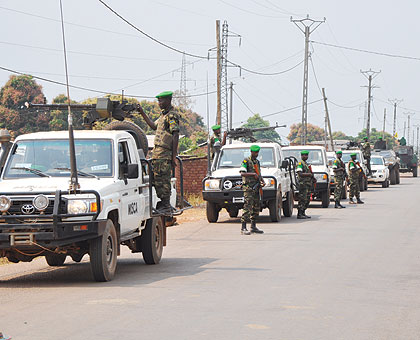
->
[11,167,50,177]
[54,167,98,179]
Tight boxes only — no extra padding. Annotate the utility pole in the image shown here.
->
[361,69,380,140]
[404,112,415,145]
[179,53,187,108]
[321,88,334,151]
[220,21,229,132]
[216,20,221,126]
[291,15,325,145]
[403,121,406,139]
[382,108,386,139]
[417,125,420,155]
[229,82,234,144]
[389,99,403,138]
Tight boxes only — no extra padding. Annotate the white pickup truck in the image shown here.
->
[202,142,295,222]
[0,129,179,282]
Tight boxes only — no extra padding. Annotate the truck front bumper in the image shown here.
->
[202,189,277,207]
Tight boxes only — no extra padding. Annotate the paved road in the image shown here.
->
[1,176,420,340]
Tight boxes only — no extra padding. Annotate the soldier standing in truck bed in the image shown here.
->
[138,91,179,212]
[362,137,371,175]
[210,124,227,161]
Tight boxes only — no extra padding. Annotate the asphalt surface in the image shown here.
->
[1,175,420,340]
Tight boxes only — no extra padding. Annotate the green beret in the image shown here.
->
[250,145,260,152]
[350,153,357,157]
[212,124,221,131]
[301,150,309,155]
[156,91,173,98]
[363,137,368,141]
[336,151,342,154]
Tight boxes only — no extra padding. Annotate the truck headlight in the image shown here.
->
[0,196,11,212]
[67,199,97,214]
[204,179,221,190]
[33,194,49,211]
[263,178,275,188]
[314,173,328,182]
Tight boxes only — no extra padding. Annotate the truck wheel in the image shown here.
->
[206,201,219,223]
[89,219,118,282]
[141,217,164,265]
[228,207,239,218]
[414,166,418,177]
[396,169,400,183]
[321,190,330,208]
[282,190,293,217]
[390,169,396,185]
[364,178,368,191]
[45,254,66,266]
[105,120,149,157]
[269,191,282,222]
[341,184,347,199]
[382,180,388,188]
[359,177,364,192]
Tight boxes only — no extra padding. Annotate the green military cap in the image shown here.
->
[155,90,173,98]
[250,145,260,152]
[363,137,368,141]
[212,124,221,131]
[336,150,342,154]
[301,150,309,155]
[350,152,357,157]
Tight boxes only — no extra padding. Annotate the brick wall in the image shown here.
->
[175,156,208,195]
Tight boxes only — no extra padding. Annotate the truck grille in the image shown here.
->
[222,178,243,191]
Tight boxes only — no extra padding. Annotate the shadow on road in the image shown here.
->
[0,256,218,288]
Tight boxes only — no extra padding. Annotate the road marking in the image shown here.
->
[246,324,270,330]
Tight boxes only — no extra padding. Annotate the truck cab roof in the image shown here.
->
[14,130,132,142]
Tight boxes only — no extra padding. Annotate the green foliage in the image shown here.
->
[179,137,193,152]
[288,123,325,144]
[52,94,77,104]
[241,114,281,142]
[357,128,395,148]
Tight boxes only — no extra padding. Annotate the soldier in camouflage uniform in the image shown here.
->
[348,153,364,204]
[210,125,227,161]
[362,137,371,175]
[332,150,346,209]
[139,90,180,212]
[296,150,316,219]
[239,145,265,235]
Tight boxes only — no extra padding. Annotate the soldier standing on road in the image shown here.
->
[210,125,227,161]
[362,137,371,175]
[138,91,180,213]
[332,150,346,209]
[296,150,316,219]
[239,145,265,235]
[348,153,364,205]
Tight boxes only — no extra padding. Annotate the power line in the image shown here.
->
[227,58,304,76]
[311,40,420,62]
[309,54,323,96]
[328,100,364,109]
[218,0,288,18]
[232,88,255,116]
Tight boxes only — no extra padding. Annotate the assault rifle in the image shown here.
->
[227,124,285,142]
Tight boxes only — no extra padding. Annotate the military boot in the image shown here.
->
[339,202,346,208]
[302,210,311,218]
[241,222,250,235]
[158,199,172,214]
[334,201,342,209]
[297,210,306,219]
[250,221,264,234]
[356,198,364,204]
[349,198,356,204]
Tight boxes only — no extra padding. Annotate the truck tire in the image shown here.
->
[414,166,418,177]
[341,184,347,199]
[382,180,388,188]
[364,178,368,191]
[396,168,400,184]
[390,168,396,185]
[105,120,148,157]
[45,254,66,266]
[269,192,282,222]
[206,201,219,223]
[89,219,118,282]
[282,190,293,217]
[228,207,239,218]
[321,189,330,208]
[141,217,164,265]
[359,177,365,192]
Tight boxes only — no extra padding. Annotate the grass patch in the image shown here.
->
[185,193,205,207]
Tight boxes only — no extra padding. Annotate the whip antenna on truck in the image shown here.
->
[59,0,79,193]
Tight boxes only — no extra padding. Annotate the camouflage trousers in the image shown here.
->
[151,159,172,201]
[241,189,260,223]
[349,175,360,199]
[334,175,345,201]
[298,183,311,212]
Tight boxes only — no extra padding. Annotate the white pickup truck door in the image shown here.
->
[117,139,142,234]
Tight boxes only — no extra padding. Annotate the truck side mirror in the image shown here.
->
[280,160,289,169]
[127,163,139,179]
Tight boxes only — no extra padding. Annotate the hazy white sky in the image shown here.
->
[1,0,419,140]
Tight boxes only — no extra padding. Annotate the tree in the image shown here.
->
[357,128,395,148]
[288,123,325,144]
[241,114,281,142]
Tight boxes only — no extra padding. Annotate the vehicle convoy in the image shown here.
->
[0,98,187,282]
[202,142,294,223]
[341,149,369,191]
[327,151,347,199]
[282,146,330,208]
[373,149,400,185]
[394,145,418,177]
[368,155,390,188]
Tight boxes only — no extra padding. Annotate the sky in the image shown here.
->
[1,0,420,142]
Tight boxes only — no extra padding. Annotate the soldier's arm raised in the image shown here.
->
[137,104,157,130]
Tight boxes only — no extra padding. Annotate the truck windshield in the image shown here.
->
[283,149,325,166]
[342,152,361,163]
[217,147,274,168]
[371,157,384,165]
[3,139,113,178]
